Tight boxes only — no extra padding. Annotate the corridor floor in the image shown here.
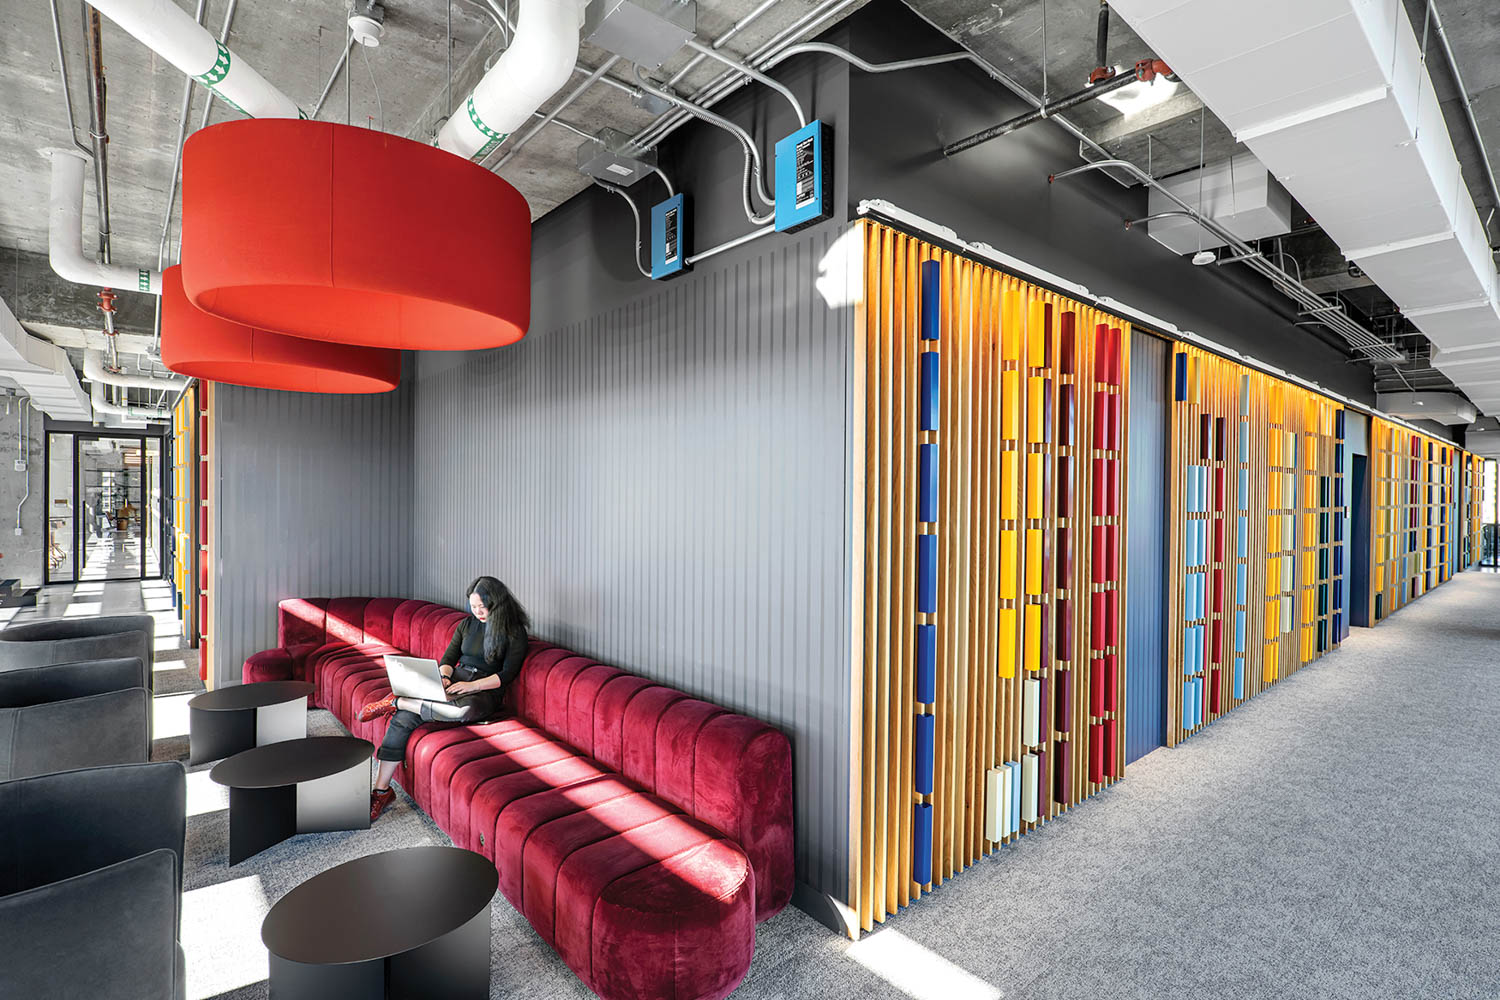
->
[18,572,1498,1000]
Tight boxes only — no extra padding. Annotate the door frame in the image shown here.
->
[42,426,168,585]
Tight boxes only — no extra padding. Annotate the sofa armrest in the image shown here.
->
[0,849,181,1000]
[0,688,151,781]
[0,658,147,708]
[0,631,153,695]
[0,760,186,897]
[692,716,795,919]
[244,647,294,684]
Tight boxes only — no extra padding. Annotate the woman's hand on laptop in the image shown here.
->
[446,680,477,696]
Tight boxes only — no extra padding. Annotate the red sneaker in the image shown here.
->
[370,787,396,822]
[357,692,399,722]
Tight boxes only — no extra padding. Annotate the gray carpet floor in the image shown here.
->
[22,572,1499,999]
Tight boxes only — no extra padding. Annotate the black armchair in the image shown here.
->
[0,761,187,999]
[0,656,148,706]
[0,684,150,780]
[0,614,156,693]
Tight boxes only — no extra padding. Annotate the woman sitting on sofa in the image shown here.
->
[358,575,530,821]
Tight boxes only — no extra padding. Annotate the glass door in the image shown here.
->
[78,436,146,581]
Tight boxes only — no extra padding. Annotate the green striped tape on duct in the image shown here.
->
[195,42,248,116]
[466,96,508,160]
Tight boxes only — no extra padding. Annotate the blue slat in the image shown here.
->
[913,803,933,884]
[919,442,938,523]
[915,713,935,795]
[917,533,937,613]
[916,624,936,703]
[1174,352,1188,401]
[921,260,941,341]
[920,351,940,431]
[1233,657,1245,699]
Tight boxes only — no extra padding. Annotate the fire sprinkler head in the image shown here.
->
[1192,249,1216,266]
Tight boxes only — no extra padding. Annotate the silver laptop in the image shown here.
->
[383,655,450,703]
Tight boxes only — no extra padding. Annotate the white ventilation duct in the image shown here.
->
[1374,391,1477,426]
[1109,0,1500,366]
[45,149,162,294]
[85,0,301,119]
[435,0,588,161]
[83,351,188,392]
[89,379,171,423]
[0,294,91,422]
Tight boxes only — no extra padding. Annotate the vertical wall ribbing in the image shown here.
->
[212,376,415,687]
[410,226,854,901]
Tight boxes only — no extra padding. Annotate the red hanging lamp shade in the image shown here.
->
[160,266,402,393]
[179,118,530,351]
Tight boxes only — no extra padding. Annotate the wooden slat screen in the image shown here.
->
[849,221,1130,932]
[1164,346,1344,747]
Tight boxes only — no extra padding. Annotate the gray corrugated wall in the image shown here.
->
[212,378,415,687]
[411,226,854,899]
[1125,330,1168,763]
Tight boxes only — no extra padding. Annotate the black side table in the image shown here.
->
[210,736,372,864]
[262,846,497,999]
[188,680,315,764]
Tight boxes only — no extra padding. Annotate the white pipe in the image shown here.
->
[84,351,188,391]
[85,0,300,119]
[436,0,586,161]
[44,148,162,294]
[90,380,170,422]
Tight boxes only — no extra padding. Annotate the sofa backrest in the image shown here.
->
[277,597,467,661]
[275,598,794,919]
[511,640,794,919]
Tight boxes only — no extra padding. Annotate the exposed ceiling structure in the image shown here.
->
[3,0,1500,428]
[0,0,873,415]
[909,0,1500,423]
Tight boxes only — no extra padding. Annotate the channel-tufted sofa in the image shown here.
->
[244,596,793,1000]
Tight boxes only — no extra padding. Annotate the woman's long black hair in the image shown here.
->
[466,576,531,663]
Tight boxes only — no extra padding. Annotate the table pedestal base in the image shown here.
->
[268,907,491,999]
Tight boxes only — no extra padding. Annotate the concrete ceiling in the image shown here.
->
[0,0,868,270]
[910,0,1500,419]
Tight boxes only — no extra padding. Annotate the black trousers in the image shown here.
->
[374,665,497,762]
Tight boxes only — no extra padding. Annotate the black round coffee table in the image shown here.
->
[188,680,315,764]
[262,846,496,998]
[210,735,372,864]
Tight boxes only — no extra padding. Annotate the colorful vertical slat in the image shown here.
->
[1166,346,1344,746]
[851,221,1130,932]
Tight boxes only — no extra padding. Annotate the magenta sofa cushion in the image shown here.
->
[243,596,793,1000]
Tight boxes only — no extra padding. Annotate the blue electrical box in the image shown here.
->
[650,193,690,280]
[774,119,833,233]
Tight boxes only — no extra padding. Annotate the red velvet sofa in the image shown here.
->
[244,596,793,1000]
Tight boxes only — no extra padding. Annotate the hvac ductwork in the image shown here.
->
[44,148,161,294]
[1108,0,1500,366]
[435,0,588,161]
[83,351,188,392]
[84,0,300,119]
[89,379,171,423]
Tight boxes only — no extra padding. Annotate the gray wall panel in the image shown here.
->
[411,226,854,899]
[1125,331,1169,763]
[212,376,414,687]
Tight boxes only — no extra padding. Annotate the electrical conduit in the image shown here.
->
[435,0,587,161]
[84,0,300,118]
[44,148,162,294]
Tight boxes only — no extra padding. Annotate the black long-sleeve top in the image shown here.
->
[441,616,527,689]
